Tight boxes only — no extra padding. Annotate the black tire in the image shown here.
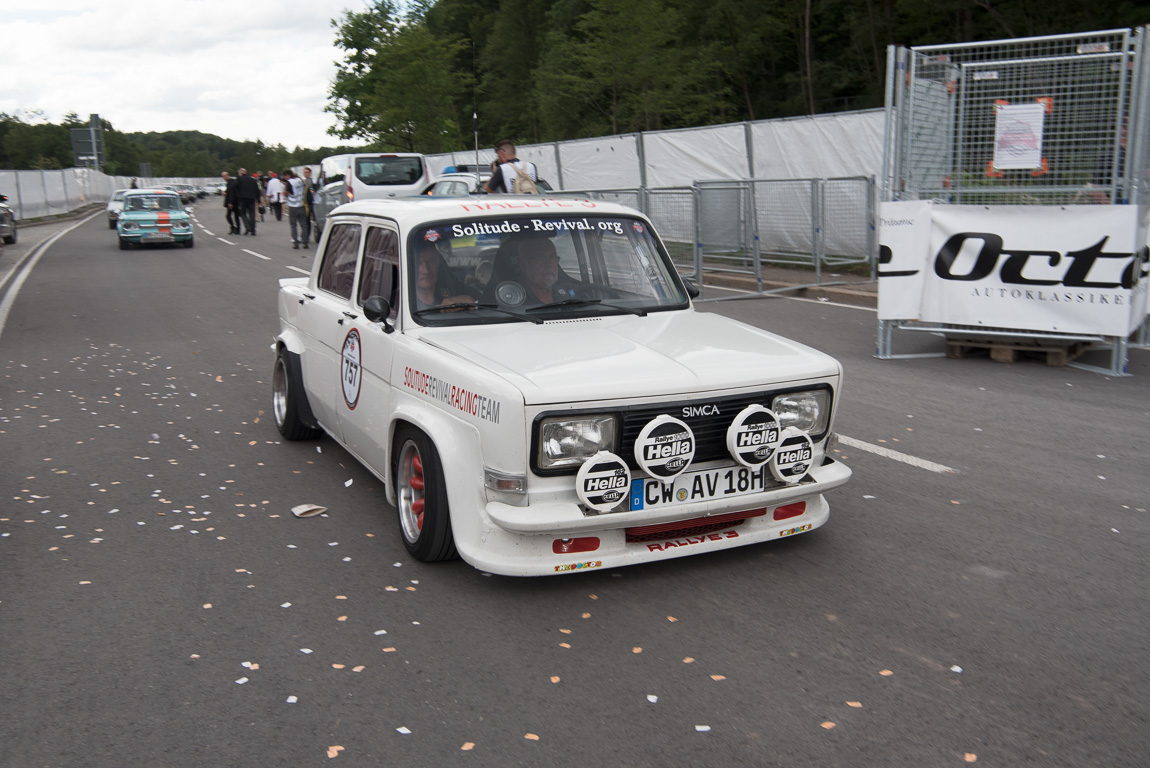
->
[108,220,116,230]
[272,349,322,440]
[118,237,129,251]
[393,426,457,562]
[182,237,194,249]
[3,228,15,245]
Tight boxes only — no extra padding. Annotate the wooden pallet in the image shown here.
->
[945,335,1090,367]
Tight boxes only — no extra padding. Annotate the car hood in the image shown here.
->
[119,209,189,220]
[416,311,839,405]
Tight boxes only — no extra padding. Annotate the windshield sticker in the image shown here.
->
[458,198,598,213]
[632,222,646,234]
[402,366,501,424]
[341,329,362,410]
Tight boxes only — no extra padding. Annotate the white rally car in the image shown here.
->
[273,197,851,576]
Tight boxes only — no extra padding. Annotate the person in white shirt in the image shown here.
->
[284,170,310,250]
[265,173,286,221]
[483,140,538,194]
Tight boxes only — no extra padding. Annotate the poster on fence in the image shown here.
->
[879,204,1150,338]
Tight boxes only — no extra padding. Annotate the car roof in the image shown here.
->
[331,196,640,229]
[127,188,179,195]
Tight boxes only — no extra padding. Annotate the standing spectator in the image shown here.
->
[234,168,259,235]
[130,178,138,189]
[284,170,310,250]
[253,172,267,222]
[302,166,317,241]
[222,171,239,235]
[483,140,538,194]
[265,172,285,221]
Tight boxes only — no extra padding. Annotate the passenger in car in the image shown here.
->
[508,235,580,304]
[414,241,476,310]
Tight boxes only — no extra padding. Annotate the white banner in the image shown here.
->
[879,204,1150,338]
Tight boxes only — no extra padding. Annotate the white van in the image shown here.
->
[311,153,428,240]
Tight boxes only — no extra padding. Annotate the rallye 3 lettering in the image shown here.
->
[646,530,739,552]
[402,366,501,424]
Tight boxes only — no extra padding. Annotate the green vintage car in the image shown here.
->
[116,189,194,250]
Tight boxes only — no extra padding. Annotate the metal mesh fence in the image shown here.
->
[751,179,816,266]
[822,177,875,267]
[644,188,697,278]
[887,29,1142,205]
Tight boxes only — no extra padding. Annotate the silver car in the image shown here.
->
[105,189,130,230]
[0,193,15,245]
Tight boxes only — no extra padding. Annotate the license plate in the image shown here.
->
[629,464,774,511]
[143,232,173,241]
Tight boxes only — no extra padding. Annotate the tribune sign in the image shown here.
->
[878,202,1150,338]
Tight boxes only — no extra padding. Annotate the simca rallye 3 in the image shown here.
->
[116,189,194,249]
[273,197,850,576]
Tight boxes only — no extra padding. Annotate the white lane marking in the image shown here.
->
[243,249,271,261]
[201,228,214,236]
[218,237,236,245]
[837,435,957,474]
[286,266,310,275]
[0,213,101,338]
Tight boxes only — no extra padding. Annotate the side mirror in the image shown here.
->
[682,279,701,299]
[363,296,395,333]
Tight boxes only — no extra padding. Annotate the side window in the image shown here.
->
[359,226,399,318]
[317,223,362,299]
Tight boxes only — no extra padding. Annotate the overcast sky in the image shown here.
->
[1,0,373,149]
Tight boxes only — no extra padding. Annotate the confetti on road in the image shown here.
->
[281,602,292,608]
[647,695,658,703]
[880,669,893,676]
[374,629,388,635]
[951,665,963,673]
[203,603,212,609]
[965,755,978,763]
[382,647,396,653]
[344,479,353,487]
[396,727,411,735]
[632,647,642,654]
[332,664,345,669]
[683,657,695,664]
[695,725,711,732]
[326,746,343,758]
[300,649,313,654]
[286,696,298,703]
[550,676,560,683]
[353,666,365,672]
[559,643,571,649]
[667,616,678,622]
[847,701,862,708]
[524,733,539,741]
[821,722,836,729]
[710,674,726,681]
[235,677,248,685]
[461,742,475,751]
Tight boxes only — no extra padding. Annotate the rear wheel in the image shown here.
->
[272,349,322,440]
[393,426,457,562]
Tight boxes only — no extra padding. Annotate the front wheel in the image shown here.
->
[182,237,194,249]
[118,237,129,250]
[272,350,322,440]
[393,427,457,562]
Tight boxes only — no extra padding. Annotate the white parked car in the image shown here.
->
[273,197,850,576]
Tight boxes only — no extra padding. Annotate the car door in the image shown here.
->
[336,223,401,477]
[296,219,363,439]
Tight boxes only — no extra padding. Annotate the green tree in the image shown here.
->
[328,0,472,152]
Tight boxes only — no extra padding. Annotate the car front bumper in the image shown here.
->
[468,456,850,576]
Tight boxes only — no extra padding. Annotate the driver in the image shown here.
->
[511,235,577,304]
[415,241,475,310]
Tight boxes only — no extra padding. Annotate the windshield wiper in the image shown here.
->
[527,297,647,316]
[411,302,544,324]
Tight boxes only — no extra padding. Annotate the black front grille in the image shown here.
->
[619,392,771,470]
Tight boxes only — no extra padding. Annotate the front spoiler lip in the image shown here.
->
[485,457,851,534]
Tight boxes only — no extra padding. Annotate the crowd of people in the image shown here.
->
[219,167,315,244]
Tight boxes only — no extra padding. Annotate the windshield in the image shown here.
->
[408,214,688,325]
[124,194,182,211]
